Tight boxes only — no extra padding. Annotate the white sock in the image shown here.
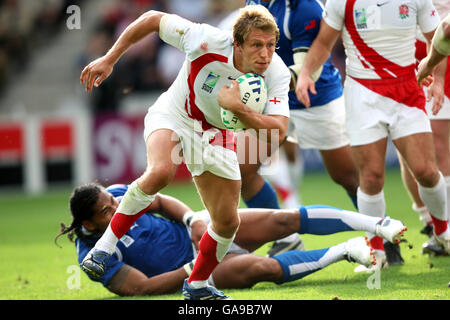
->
[445,176,450,221]
[305,206,380,234]
[95,181,156,255]
[357,188,385,240]
[115,181,156,215]
[418,172,447,222]
[95,225,119,255]
[319,242,347,266]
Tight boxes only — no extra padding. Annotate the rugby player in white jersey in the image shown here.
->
[399,2,450,256]
[79,5,291,299]
[296,0,450,265]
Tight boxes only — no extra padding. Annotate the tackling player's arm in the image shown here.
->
[80,10,166,92]
[148,193,192,222]
[295,20,341,107]
[107,264,189,296]
[148,194,207,249]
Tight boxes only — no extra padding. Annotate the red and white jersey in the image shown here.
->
[158,14,291,131]
[323,0,440,80]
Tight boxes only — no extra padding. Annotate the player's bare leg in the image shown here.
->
[211,236,375,289]
[237,130,305,255]
[395,132,450,254]
[232,206,405,252]
[183,172,241,299]
[351,138,388,267]
[320,145,359,208]
[398,154,433,235]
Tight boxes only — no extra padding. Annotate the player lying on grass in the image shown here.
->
[55,183,407,297]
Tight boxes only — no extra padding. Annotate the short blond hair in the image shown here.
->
[233,5,279,46]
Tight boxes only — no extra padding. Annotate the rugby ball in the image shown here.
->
[221,73,267,131]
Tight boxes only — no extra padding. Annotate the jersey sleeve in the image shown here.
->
[322,0,345,31]
[290,0,324,49]
[263,53,291,117]
[159,13,228,59]
[417,0,441,34]
[76,239,125,287]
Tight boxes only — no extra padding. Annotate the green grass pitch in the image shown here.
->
[0,169,449,300]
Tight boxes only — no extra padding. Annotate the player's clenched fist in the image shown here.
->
[80,56,114,92]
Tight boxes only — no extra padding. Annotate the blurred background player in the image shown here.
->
[400,4,450,256]
[78,6,291,300]
[219,0,361,258]
[296,0,450,269]
[55,182,409,297]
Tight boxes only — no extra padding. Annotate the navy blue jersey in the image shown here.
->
[76,184,194,286]
[247,0,343,109]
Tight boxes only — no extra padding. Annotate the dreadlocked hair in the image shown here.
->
[54,182,103,248]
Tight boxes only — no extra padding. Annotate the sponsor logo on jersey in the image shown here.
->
[202,71,221,93]
[399,4,409,19]
[354,8,367,29]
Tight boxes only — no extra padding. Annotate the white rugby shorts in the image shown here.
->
[425,94,450,120]
[344,77,431,146]
[288,96,350,150]
[143,93,241,180]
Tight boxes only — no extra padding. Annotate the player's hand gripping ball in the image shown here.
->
[221,73,267,131]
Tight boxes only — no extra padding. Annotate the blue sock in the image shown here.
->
[272,248,330,284]
[347,192,358,209]
[244,180,280,209]
[298,205,355,235]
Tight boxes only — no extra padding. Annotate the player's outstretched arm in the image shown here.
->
[295,20,341,107]
[149,194,207,249]
[80,10,166,92]
[107,264,188,296]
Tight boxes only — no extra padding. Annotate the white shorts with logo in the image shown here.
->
[344,77,432,146]
[143,92,241,180]
[288,96,350,150]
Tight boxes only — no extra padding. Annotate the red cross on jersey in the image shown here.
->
[270,97,280,104]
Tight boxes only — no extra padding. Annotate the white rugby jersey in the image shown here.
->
[433,0,450,17]
[158,14,291,130]
[323,0,440,79]
[417,0,449,42]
